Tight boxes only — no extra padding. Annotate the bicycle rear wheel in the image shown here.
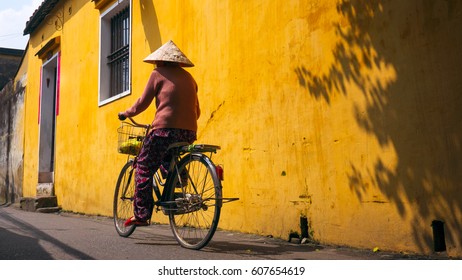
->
[113,160,136,237]
[168,154,222,249]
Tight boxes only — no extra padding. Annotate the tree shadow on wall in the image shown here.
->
[295,0,462,252]
[140,0,162,53]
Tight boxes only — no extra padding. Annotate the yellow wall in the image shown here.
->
[22,0,462,257]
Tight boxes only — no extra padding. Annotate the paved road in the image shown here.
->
[2,205,457,280]
[0,205,448,260]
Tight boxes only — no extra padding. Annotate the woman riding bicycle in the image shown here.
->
[118,40,200,227]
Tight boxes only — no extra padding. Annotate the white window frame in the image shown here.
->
[98,0,132,106]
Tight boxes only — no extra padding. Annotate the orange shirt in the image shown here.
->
[124,66,200,131]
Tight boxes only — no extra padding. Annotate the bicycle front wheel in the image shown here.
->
[113,160,136,237]
[168,154,222,250]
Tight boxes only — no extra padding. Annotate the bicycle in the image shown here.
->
[113,117,237,250]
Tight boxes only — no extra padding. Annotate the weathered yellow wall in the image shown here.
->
[22,39,41,198]
[22,0,462,257]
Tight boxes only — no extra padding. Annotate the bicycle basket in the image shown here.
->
[117,123,147,155]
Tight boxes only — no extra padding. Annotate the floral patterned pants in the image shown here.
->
[134,128,196,222]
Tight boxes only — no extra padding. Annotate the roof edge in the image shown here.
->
[23,0,61,35]
[0,47,25,57]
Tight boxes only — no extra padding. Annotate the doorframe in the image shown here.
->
[37,52,60,196]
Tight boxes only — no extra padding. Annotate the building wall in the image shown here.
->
[0,49,23,90]
[21,0,462,256]
[0,80,25,204]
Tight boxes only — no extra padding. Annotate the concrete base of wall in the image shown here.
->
[20,196,61,213]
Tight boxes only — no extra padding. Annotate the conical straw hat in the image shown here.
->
[143,40,194,67]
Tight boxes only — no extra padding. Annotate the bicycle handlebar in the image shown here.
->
[118,113,150,129]
[117,112,127,121]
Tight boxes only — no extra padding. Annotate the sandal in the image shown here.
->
[124,217,149,227]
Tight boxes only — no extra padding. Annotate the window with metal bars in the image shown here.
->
[98,0,130,106]
[108,7,130,97]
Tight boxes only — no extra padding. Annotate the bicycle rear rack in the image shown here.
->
[167,142,221,154]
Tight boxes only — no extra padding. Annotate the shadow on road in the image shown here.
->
[0,227,53,260]
[203,240,322,260]
[0,207,94,260]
